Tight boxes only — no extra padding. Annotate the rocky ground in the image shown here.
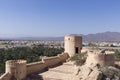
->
[26,61,120,80]
[71,64,120,80]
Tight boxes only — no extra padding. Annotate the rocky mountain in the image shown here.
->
[1,31,120,41]
[62,31,120,41]
[83,31,120,42]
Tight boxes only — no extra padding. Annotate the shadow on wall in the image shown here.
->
[26,74,43,80]
[26,52,69,75]
[0,52,69,80]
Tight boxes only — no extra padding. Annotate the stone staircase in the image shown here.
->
[39,61,75,80]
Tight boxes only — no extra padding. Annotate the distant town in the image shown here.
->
[0,40,64,49]
[0,39,120,50]
[1,31,120,49]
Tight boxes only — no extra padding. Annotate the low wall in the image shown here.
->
[58,53,69,62]
[43,56,61,68]
[0,73,11,80]
[27,52,69,75]
[27,61,46,75]
[0,53,69,79]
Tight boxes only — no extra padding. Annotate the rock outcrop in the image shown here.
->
[71,50,120,80]
[72,64,103,80]
[71,64,120,80]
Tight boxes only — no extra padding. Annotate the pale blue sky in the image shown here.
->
[0,0,120,37]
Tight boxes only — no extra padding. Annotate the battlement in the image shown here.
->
[6,60,26,65]
[5,60,27,80]
[65,35,82,42]
[89,50,114,55]
[86,50,115,66]
[105,51,114,54]
[0,35,117,80]
[0,52,69,80]
[89,50,101,54]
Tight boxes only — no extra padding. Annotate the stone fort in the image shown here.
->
[86,50,115,66]
[0,35,118,80]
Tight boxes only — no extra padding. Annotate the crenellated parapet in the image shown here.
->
[5,60,27,80]
[85,50,115,66]
[0,35,82,80]
[0,52,69,80]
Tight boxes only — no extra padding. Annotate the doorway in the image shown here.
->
[75,47,78,53]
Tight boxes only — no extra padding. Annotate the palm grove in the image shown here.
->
[0,45,64,73]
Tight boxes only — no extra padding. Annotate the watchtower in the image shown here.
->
[5,60,27,80]
[64,35,82,57]
[86,50,115,66]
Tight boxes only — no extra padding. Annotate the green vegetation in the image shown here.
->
[0,45,64,73]
[70,52,87,66]
[88,42,97,47]
[100,66,120,79]
[114,50,120,61]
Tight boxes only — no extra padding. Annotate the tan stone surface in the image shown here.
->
[0,53,69,80]
[87,70,103,80]
[26,52,69,75]
[40,62,75,80]
[64,35,82,57]
[85,50,115,67]
[6,60,27,80]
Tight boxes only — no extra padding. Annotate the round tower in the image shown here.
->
[86,50,115,66]
[64,35,82,57]
[6,60,27,80]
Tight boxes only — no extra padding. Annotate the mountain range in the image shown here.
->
[82,31,120,41]
[1,31,120,41]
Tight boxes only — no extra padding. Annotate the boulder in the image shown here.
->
[86,70,103,80]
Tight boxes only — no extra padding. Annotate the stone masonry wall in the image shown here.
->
[27,52,68,75]
[86,51,115,66]
[0,53,69,80]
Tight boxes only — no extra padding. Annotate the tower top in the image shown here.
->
[65,34,82,37]
[6,60,27,65]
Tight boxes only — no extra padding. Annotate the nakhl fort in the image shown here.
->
[0,35,120,80]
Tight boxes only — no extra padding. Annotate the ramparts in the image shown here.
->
[85,50,115,66]
[0,52,69,80]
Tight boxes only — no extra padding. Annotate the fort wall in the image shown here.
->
[43,56,61,67]
[0,35,119,80]
[5,60,27,80]
[27,52,68,75]
[0,52,69,80]
[26,61,46,75]
[86,50,115,66]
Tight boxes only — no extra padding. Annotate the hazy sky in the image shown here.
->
[0,0,120,37]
